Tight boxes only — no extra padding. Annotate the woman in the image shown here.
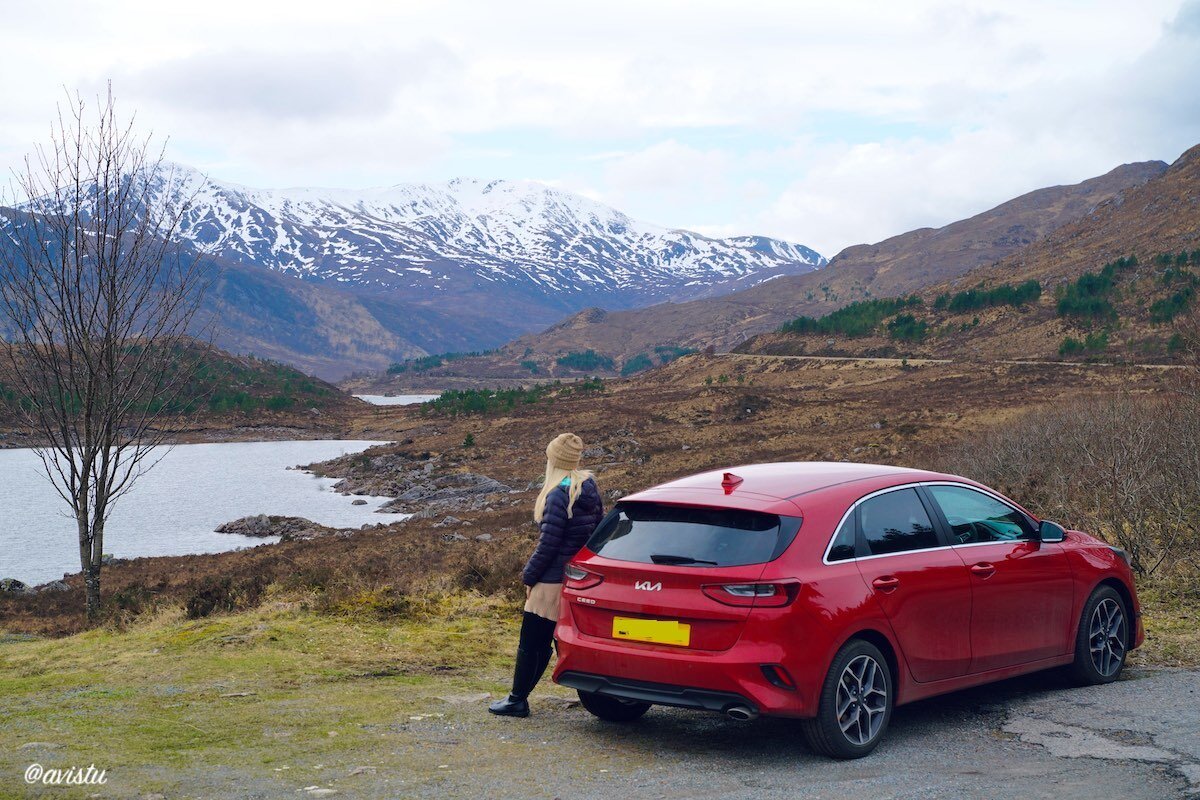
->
[489,433,605,718]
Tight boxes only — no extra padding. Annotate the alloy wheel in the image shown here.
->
[835,654,888,745]
[1089,598,1126,677]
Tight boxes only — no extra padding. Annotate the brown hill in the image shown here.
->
[0,342,368,446]
[742,144,1200,363]
[351,157,1165,391]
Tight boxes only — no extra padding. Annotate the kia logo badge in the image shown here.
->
[635,581,662,591]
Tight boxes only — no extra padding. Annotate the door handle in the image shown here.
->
[970,562,996,579]
[872,576,900,593]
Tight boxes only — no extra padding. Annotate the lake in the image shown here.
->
[355,394,439,406]
[0,440,397,586]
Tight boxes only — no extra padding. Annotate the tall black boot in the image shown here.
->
[489,613,556,717]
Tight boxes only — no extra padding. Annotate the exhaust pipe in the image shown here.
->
[725,705,758,722]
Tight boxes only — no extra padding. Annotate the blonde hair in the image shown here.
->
[534,461,592,523]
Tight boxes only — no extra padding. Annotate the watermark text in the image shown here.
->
[24,763,108,786]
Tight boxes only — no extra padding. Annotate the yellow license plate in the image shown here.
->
[612,616,691,647]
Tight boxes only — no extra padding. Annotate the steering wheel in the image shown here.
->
[945,515,977,544]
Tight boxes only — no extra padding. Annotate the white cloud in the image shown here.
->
[0,0,1195,254]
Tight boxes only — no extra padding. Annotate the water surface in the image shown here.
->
[355,394,439,405]
[0,440,394,585]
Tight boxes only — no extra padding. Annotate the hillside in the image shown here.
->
[144,165,824,373]
[0,342,369,446]
[742,144,1200,363]
[349,158,1166,391]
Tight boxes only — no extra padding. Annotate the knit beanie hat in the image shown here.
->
[546,433,584,471]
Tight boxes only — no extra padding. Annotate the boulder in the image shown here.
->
[351,499,368,506]
[0,578,32,595]
[36,580,71,593]
[215,515,334,542]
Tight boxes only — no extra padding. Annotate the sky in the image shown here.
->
[1,0,1197,258]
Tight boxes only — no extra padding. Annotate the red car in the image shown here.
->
[553,462,1142,758]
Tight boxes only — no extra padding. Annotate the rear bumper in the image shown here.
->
[557,671,754,714]
[553,623,816,717]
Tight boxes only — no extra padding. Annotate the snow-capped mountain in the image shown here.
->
[152,164,825,306]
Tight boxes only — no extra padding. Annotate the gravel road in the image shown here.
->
[380,667,1199,800]
[17,667,1194,798]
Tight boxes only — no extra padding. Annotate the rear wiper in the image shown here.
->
[649,553,718,566]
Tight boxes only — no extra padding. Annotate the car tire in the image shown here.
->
[1069,585,1129,686]
[577,690,651,722]
[802,638,893,759]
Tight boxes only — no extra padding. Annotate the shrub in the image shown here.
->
[555,350,615,371]
[653,345,696,364]
[421,385,552,416]
[936,394,1200,577]
[886,313,928,342]
[620,353,654,376]
[1150,287,1195,323]
[946,280,1041,313]
[520,360,540,375]
[387,350,496,375]
[1059,331,1108,357]
[1056,257,1136,325]
[779,295,922,338]
[185,575,268,619]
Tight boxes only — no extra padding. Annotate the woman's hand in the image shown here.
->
[525,584,532,598]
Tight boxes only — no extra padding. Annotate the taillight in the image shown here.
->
[564,563,603,590]
[702,581,800,607]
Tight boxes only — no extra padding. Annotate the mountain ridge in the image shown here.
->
[153,164,825,306]
[486,158,1170,367]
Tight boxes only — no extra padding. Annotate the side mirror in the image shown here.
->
[1038,520,1066,543]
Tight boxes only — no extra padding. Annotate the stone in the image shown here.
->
[474,533,493,542]
[0,578,32,595]
[351,499,368,505]
[36,580,71,593]
[215,515,334,542]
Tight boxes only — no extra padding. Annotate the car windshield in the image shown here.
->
[586,502,799,567]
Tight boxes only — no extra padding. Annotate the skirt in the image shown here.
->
[523,581,562,622]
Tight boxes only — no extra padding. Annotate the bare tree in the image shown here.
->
[0,88,210,620]
[938,392,1199,579]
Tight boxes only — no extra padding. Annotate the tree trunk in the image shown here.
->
[78,511,104,621]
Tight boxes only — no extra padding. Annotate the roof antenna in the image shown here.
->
[721,472,744,494]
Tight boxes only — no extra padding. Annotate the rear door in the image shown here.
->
[923,484,1074,672]
[569,502,800,652]
[852,487,974,682]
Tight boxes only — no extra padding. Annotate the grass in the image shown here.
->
[0,576,1195,796]
[1134,589,1200,668]
[0,591,527,798]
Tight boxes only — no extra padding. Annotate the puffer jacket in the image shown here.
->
[522,478,605,586]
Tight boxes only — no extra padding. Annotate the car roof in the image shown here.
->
[619,461,953,515]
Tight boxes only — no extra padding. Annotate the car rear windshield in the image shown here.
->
[586,502,801,567]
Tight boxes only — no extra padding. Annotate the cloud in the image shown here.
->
[0,0,1195,254]
[118,44,460,122]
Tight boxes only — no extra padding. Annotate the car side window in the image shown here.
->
[927,485,1034,544]
[826,517,857,561]
[858,488,940,556]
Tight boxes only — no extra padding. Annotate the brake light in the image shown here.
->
[564,563,603,590]
[701,581,800,607]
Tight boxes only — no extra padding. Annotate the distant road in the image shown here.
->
[723,352,1186,370]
